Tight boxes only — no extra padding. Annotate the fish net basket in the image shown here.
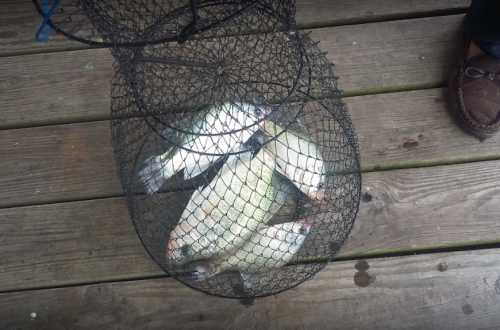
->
[110,33,362,298]
[32,0,296,47]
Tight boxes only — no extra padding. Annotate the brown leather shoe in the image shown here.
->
[449,46,500,141]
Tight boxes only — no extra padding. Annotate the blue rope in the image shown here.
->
[35,0,60,42]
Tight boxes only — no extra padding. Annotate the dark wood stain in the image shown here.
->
[402,139,419,149]
[437,262,448,272]
[362,192,373,203]
[239,298,255,307]
[354,260,375,288]
[355,260,370,272]
[495,277,500,295]
[462,304,474,315]
[354,272,376,288]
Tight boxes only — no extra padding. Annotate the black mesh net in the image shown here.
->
[35,0,361,298]
[114,30,308,158]
[110,33,361,298]
[33,0,296,46]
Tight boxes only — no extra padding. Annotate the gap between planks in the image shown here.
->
[0,0,470,57]
[0,84,443,132]
[2,88,500,209]
[1,239,500,296]
[1,152,500,211]
[1,248,499,330]
[0,159,499,292]
[1,15,465,129]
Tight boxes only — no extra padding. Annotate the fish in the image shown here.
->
[166,147,278,265]
[262,120,326,200]
[139,102,267,193]
[190,219,312,281]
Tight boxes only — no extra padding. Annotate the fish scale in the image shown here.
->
[167,147,277,265]
[262,120,326,200]
[191,220,312,282]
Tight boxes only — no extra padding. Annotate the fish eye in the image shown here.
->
[299,227,307,235]
[181,244,191,256]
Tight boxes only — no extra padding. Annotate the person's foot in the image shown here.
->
[449,40,500,140]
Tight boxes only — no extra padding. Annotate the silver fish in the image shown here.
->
[262,121,326,200]
[139,102,266,193]
[191,220,312,281]
[166,147,277,265]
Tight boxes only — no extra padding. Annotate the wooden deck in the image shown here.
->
[2,0,500,329]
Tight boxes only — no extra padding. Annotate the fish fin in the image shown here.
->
[195,155,230,188]
[240,272,257,291]
[139,154,176,193]
[185,261,218,282]
[183,158,217,180]
[234,280,255,304]
[243,131,265,157]
[274,171,303,197]
[190,265,211,282]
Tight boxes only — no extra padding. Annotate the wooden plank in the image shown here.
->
[0,122,120,207]
[0,49,113,128]
[0,0,469,56]
[1,160,499,291]
[348,88,500,170]
[0,15,464,128]
[0,197,161,291]
[1,249,500,330]
[310,15,462,95]
[2,88,500,207]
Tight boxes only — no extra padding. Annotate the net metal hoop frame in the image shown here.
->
[120,34,310,157]
[32,0,294,47]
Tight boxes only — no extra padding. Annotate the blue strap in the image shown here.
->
[35,0,60,42]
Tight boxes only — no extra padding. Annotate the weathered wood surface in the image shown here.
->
[310,15,462,95]
[2,88,499,208]
[0,0,82,56]
[2,249,500,330]
[0,15,464,128]
[349,89,500,169]
[297,0,469,27]
[0,50,113,129]
[2,1,498,327]
[0,0,469,56]
[0,122,119,207]
[0,197,161,292]
[1,160,499,292]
